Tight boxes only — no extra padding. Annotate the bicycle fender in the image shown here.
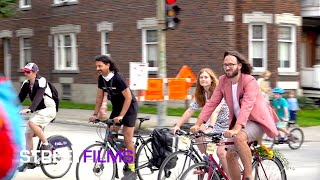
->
[47,135,72,149]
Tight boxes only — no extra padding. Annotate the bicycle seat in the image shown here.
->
[137,116,150,122]
[288,121,296,125]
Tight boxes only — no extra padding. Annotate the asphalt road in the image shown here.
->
[12,122,320,180]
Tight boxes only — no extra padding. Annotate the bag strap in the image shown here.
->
[101,75,114,95]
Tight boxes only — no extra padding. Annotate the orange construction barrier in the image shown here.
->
[168,78,188,100]
[144,78,164,100]
[176,65,196,89]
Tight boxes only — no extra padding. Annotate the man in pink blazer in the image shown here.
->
[191,51,279,180]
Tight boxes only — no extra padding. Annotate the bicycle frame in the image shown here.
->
[197,140,270,180]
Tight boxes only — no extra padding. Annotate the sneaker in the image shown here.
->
[17,162,36,172]
[41,143,53,151]
[122,163,130,174]
[121,171,137,180]
[41,143,53,156]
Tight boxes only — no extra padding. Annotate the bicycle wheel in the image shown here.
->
[76,143,116,180]
[180,162,220,180]
[40,145,73,178]
[288,127,304,150]
[157,150,199,180]
[135,138,155,180]
[252,156,287,180]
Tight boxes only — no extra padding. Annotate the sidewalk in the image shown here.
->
[52,108,195,131]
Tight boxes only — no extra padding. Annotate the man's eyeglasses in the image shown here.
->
[223,63,238,69]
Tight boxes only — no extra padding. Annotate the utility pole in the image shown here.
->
[157,0,167,127]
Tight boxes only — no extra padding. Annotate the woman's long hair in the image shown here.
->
[95,55,119,72]
[224,51,253,75]
[194,68,218,107]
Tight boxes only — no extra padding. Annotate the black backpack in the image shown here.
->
[151,128,179,168]
[45,82,59,112]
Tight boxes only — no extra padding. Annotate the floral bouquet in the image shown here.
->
[254,144,293,170]
[255,145,274,159]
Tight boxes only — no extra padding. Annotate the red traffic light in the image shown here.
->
[166,0,176,5]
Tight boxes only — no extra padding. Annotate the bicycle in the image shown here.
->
[267,121,304,150]
[18,125,73,179]
[180,131,287,180]
[157,129,203,180]
[76,117,157,180]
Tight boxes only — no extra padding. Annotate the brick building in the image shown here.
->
[1,0,318,104]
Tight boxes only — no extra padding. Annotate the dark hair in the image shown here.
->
[95,55,119,72]
[224,51,253,75]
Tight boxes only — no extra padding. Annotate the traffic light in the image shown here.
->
[165,0,181,30]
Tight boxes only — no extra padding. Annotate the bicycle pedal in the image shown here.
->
[27,163,36,169]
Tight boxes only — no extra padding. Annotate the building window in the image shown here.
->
[62,83,71,100]
[20,0,31,9]
[249,24,267,72]
[278,25,296,72]
[143,29,158,72]
[54,0,77,5]
[19,37,32,67]
[54,33,78,70]
[101,31,110,56]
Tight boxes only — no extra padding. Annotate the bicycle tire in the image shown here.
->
[75,143,116,180]
[40,145,73,178]
[252,156,287,180]
[157,150,200,180]
[288,127,304,150]
[135,138,155,180]
[180,162,220,180]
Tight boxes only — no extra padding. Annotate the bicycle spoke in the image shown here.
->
[252,158,286,180]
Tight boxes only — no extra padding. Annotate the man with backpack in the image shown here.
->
[18,63,57,171]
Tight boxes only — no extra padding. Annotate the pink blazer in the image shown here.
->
[199,73,279,138]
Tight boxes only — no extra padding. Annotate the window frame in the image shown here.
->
[19,37,32,68]
[53,0,77,5]
[248,23,267,72]
[142,29,158,72]
[278,24,296,72]
[20,0,31,9]
[101,31,110,56]
[54,33,78,70]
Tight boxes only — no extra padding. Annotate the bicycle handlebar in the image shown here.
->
[89,119,115,125]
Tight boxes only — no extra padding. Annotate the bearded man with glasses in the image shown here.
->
[191,51,279,180]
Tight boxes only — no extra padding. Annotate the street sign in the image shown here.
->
[129,62,148,90]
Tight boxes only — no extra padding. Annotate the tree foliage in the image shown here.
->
[0,0,16,17]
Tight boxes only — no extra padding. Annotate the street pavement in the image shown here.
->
[53,108,180,130]
[13,108,320,180]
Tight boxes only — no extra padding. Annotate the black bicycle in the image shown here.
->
[157,129,203,180]
[76,117,157,180]
[18,127,73,178]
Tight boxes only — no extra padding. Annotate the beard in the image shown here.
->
[225,69,239,78]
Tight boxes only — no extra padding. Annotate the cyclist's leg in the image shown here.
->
[28,108,55,145]
[25,128,34,155]
[121,114,137,162]
[217,145,229,177]
[235,121,264,180]
[121,114,137,179]
[226,149,241,180]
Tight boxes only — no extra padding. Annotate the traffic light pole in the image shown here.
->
[157,0,167,127]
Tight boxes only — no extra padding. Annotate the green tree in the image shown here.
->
[0,0,16,17]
